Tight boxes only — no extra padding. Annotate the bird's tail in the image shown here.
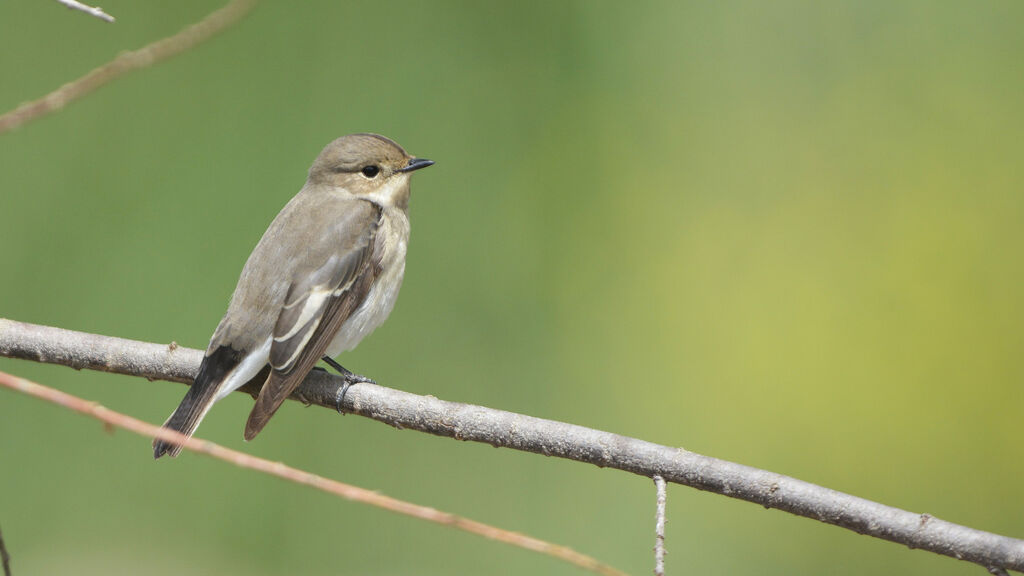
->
[152,382,218,458]
[152,346,241,459]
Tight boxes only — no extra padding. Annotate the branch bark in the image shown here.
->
[2,317,1023,573]
[653,475,666,576]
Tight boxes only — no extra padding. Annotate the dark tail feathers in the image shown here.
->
[153,346,241,459]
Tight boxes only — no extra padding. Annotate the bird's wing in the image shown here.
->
[244,201,382,440]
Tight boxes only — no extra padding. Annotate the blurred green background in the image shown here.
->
[2,1,1023,574]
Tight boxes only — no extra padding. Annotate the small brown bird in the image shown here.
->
[153,134,433,458]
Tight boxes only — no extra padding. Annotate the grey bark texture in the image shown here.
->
[1,317,1022,573]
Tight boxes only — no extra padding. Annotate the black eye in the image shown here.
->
[361,165,380,178]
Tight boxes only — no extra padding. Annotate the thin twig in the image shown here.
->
[653,476,666,576]
[0,524,10,576]
[0,0,255,134]
[2,319,1024,573]
[54,0,115,23]
[0,370,628,576]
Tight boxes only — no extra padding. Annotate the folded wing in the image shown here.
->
[244,201,381,440]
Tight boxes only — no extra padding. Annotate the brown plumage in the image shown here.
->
[153,134,432,458]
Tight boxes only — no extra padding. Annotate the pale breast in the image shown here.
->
[325,206,410,357]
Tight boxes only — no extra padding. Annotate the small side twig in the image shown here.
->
[54,0,115,23]
[0,524,11,576]
[0,0,255,134]
[653,476,666,576]
[0,370,627,576]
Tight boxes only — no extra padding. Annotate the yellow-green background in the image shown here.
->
[1,1,1022,574]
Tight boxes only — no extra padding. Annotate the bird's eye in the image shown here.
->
[361,165,380,178]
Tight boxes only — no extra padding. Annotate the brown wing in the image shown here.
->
[243,204,381,440]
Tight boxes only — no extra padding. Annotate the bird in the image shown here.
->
[153,133,433,458]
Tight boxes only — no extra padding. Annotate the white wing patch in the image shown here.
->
[275,288,331,342]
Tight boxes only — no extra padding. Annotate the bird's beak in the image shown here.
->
[399,157,435,173]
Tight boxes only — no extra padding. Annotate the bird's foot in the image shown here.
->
[322,356,376,413]
[332,372,376,413]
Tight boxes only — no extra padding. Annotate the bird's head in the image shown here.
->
[308,133,433,209]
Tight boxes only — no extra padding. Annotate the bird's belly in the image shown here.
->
[325,234,407,357]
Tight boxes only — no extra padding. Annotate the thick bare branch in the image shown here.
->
[0,0,255,134]
[2,317,1023,573]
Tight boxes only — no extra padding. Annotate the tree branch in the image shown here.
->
[0,370,626,576]
[0,524,10,576]
[0,0,254,134]
[2,318,1023,573]
[653,475,666,576]
[54,0,115,23]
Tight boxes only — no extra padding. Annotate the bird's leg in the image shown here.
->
[321,356,353,377]
[321,356,376,413]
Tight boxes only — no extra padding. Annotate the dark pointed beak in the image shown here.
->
[399,157,434,173]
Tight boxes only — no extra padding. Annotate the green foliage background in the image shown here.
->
[1,1,1022,574]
